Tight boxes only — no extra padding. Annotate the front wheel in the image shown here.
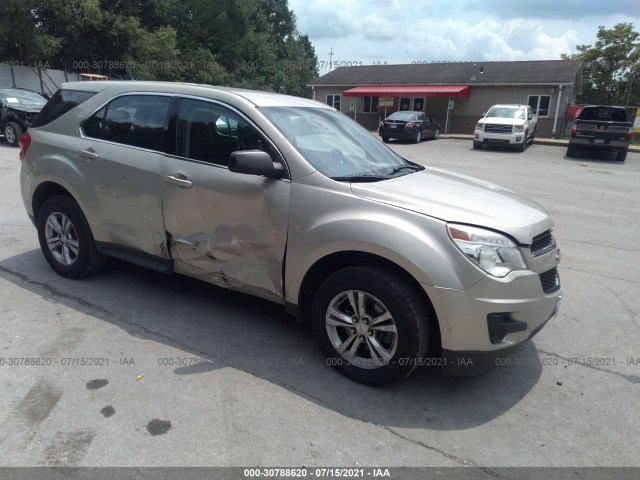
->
[37,196,105,278]
[4,122,23,147]
[518,132,528,152]
[312,266,430,386]
[382,137,390,143]
[473,141,482,150]
[414,129,422,143]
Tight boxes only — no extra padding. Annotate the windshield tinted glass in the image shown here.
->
[261,107,410,178]
[486,107,524,119]
[0,89,47,107]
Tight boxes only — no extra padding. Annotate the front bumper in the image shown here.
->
[475,129,526,145]
[423,266,562,376]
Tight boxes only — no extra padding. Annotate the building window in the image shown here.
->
[326,94,341,111]
[363,96,379,113]
[413,98,425,111]
[399,97,410,110]
[528,95,551,117]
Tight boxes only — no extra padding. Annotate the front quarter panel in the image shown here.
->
[284,172,486,306]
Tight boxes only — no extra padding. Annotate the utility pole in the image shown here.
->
[328,47,334,71]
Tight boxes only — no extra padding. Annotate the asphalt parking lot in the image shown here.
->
[0,138,638,472]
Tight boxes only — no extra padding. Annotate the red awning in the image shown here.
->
[343,84,470,98]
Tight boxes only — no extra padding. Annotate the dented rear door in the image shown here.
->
[161,97,290,302]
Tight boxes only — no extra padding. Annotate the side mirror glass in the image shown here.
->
[229,150,286,179]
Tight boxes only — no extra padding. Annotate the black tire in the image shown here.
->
[414,129,422,143]
[312,266,430,386]
[36,196,105,279]
[473,141,482,150]
[529,128,536,144]
[382,137,390,143]
[617,149,627,161]
[432,128,440,140]
[518,132,528,152]
[566,144,576,158]
[4,122,23,147]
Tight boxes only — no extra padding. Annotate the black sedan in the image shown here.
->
[0,88,48,146]
[379,111,440,143]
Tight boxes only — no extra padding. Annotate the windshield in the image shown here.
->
[0,89,47,107]
[486,107,525,119]
[260,107,411,179]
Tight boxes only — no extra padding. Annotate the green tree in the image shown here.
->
[563,23,640,106]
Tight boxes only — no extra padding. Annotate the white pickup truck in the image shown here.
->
[474,104,537,152]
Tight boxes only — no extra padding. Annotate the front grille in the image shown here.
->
[539,267,560,294]
[531,230,556,257]
[485,124,513,134]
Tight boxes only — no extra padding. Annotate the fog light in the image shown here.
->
[516,137,522,141]
[474,134,479,139]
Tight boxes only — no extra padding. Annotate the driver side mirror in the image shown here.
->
[229,150,286,179]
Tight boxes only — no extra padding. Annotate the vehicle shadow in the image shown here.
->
[0,249,543,431]
[563,147,623,163]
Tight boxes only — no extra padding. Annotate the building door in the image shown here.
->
[399,97,410,110]
[413,98,425,111]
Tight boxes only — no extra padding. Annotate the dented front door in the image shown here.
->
[161,98,290,302]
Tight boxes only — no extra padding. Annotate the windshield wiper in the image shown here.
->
[330,175,387,183]
[384,165,424,176]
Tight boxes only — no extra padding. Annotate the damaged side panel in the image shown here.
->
[162,161,290,304]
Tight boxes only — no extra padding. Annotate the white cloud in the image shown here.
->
[362,13,394,41]
[288,1,638,72]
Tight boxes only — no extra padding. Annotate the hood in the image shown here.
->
[479,117,526,126]
[350,167,553,244]
[8,105,42,114]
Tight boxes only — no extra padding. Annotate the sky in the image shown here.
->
[288,0,640,74]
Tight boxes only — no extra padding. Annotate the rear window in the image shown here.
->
[30,90,96,128]
[578,107,628,122]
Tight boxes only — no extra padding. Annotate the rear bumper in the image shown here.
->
[569,137,629,150]
[379,127,417,139]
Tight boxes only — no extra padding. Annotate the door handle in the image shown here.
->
[166,175,193,189]
[79,149,99,160]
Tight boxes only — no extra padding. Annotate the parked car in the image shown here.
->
[0,88,48,146]
[19,81,562,385]
[379,111,440,143]
[567,105,633,161]
[474,104,536,151]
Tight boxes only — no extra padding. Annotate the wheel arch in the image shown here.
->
[295,250,441,352]
[32,181,78,220]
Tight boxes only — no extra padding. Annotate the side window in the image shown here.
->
[31,90,95,128]
[176,98,274,166]
[83,95,171,151]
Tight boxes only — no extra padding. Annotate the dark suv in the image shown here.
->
[0,88,48,146]
[567,105,633,161]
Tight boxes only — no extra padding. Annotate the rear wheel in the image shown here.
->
[4,122,23,147]
[617,149,627,161]
[382,137,390,143]
[414,130,422,143]
[312,266,430,386]
[433,128,440,140]
[566,144,576,157]
[37,196,105,278]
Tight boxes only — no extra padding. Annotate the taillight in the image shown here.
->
[628,127,634,140]
[570,125,577,136]
[405,122,415,128]
[18,132,31,161]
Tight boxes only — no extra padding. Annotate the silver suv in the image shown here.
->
[19,81,562,385]
[474,104,537,151]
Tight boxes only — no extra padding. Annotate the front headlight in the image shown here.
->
[447,224,527,278]
[513,125,524,132]
[475,122,484,131]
